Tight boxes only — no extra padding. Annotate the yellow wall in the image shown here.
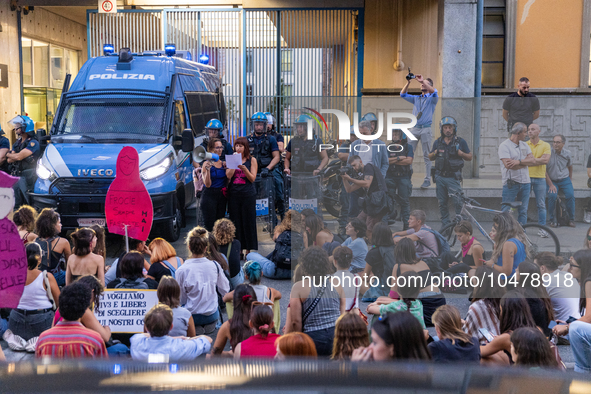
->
[515,0,583,88]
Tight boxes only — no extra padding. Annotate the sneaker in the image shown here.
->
[2,329,26,352]
[538,228,549,238]
[584,209,591,224]
[548,222,559,228]
[421,179,431,189]
[568,221,576,228]
[25,336,38,353]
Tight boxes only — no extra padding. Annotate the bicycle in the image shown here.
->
[439,191,560,257]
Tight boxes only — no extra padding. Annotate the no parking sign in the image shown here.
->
[99,0,117,14]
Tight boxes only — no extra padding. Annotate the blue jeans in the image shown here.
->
[229,267,245,290]
[434,175,463,227]
[338,182,350,229]
[107,343,130,356]
[0,318,7,338]
[8,309,54,341]
[272,167,285,218]
[386,176,412,226]
[305,326,335,357]
[502,182,530,225]
[547,177,575,223]
[530,177,547,225]
[570,321,591,373]
[247,252,292,279]
[348,189,364,219]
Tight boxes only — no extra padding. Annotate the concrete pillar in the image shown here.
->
[0,3,22,144]
[437,0,477,178]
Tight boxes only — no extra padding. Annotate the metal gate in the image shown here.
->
[87,8,360,141]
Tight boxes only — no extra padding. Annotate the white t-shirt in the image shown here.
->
[498,138,532,185]
[333,270,359,311]
[545,269,581,322]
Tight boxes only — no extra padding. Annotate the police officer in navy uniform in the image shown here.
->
[200,118,233,161]
[386,129,414,230]
[264,112,286,220]
[0,126,10,173]
[428,116,473,227]
[6,115,40,207]
[265,112,284,152]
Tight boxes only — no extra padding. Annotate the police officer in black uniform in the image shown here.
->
[6,115,40,208]
[386,129,414,230]
[428,116,473,227]
[264,112,286,220]
[200,118,233,161]
[0,126,10,173]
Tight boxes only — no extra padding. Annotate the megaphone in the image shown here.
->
[192,145,219,163]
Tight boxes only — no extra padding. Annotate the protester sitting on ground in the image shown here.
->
[3,242,60,352]
[480,290,538,365]
[223,261,281,304]
[107,251,158,289]
[206,232,230,278]
[463,266,505,344]
[481,212,529,276]
[387,238,445,327]
[516,261,554,337]
[66,228,105,286]
[367,271,425,329]
[90,225,106,261]
[351,311,431,362]
[429,305,480,363]
[304,214,335,249]
[341,218,368,274]
[234,304,280,359]
[247,210,304,280]
[35,281,107,359]
[130,304,212,362]
[361,222,396,301]
[211,284,256,356]
[146,238,183,283]
[275,332,317,359]
[213,218,244,288]
[552,249,591,373]
[331,312,369,360]
[286,246,345,356]
[104,238,151,284]
[13,204,37,244]
[510,327,559,369]
[157,276,196,338]
[440,221,484,274]
[35,208,71,286]
[176,227,230,335]
[585,226,591,249]
[331,247,361,314]
[392,210,439,259]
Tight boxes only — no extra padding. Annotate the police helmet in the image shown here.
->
[361,112,378,123]
[205,118,224,137]
[294,114,312,125]
[8,115,35,137]
[264,112,274,126]
[392,128,407,142]
[250,112,268,132]
[439,116,458,135]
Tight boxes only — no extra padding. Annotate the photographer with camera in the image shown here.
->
[428,117,472,228]
[401,69,438,189]
[341,155,389,242]
[386,129,414,229]
[6,115,40,208]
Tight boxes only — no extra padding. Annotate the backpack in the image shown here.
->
[115,278,149,289]
[421,228,451,255]
[272,230,293,271]
[556,196,570,227]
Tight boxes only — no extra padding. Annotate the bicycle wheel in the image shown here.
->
[440,222,459,250]
[521,224,560,256]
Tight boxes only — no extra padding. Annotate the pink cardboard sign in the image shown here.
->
[105,147,153,242]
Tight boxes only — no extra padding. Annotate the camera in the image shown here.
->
[339,165,358,178]
[406,67,415,81]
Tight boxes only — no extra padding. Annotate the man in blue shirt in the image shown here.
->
[401,73,439,189]
[0,126,9,173]
[6,115,40,207]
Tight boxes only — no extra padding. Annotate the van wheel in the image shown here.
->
[161,205,182,242]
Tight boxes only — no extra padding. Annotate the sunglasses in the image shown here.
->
[251,301,274,312]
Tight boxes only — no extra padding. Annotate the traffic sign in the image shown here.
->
[99,0,117,14]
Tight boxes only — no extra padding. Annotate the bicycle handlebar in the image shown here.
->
[448,191,481,207]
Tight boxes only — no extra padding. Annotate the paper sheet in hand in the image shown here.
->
[226,154,242,170]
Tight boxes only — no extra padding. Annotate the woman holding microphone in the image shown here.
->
[201,138,228,231]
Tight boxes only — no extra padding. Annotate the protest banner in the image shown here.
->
[105,147,153,242]
[94,289,159,333]
[0,171,27,308]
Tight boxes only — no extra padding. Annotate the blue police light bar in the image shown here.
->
[198,53,210,64]
[164,43,176,56]
[103,44,115,56]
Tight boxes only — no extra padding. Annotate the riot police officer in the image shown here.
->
[264,112,284,152]
[264,112,286,219]
[361,112,378,134]
[284,114,328,176]
[428,116,472,227]
[0,126,9,172]
[200,118,233,160]
[386,129,414,230]
[6,115,40,207]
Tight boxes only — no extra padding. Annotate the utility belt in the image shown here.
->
[387,168,412,179]
[432,168,462,181]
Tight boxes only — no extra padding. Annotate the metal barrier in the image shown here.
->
[255,174,275,235]
[285,173,322,214]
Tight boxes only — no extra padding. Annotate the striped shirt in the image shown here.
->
[463,300,500,345]
[35,321,108,359]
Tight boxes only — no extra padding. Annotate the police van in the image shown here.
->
[30,46,226,241]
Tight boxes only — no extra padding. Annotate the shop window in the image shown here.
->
[246,50,253,73]
[282,84,292,107]
[482,1,506,88]
[22,38,33,85]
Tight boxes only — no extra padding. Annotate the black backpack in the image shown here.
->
[556,196,570,226]
[115,278,149,289]
[272,230,304,271]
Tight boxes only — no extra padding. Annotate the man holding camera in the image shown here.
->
[341,155,389,242]
[385,129,414,230]
[498,122,536,225]
[428,117,472,228]
[401,71,439,189]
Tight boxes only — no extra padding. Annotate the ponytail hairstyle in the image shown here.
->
[26,242,42,270]
[243,261,262,285]
[71,228,96,256]
[13,205,37,232]
[206,232,229,271]
[250,304,274,338]
[431,305,473,345]
[90,225,106,260]
[396,271,422,311]
[229,284,257,349]
[332,246,353,270]
[186,227,209,256]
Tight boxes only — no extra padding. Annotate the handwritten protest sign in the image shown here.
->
[94,289,159,333]
[289,198,318,213]
[0,171,27,307]
[105,147,153,242]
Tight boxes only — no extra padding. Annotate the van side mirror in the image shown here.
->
[37,128,49,151]
[181,128,194,152]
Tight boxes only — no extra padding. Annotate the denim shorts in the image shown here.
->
[8,309,54,341]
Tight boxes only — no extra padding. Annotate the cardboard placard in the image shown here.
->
[105,147,153,242]
[94,289,159,333]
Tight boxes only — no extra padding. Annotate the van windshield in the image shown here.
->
[53,101,167,143]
